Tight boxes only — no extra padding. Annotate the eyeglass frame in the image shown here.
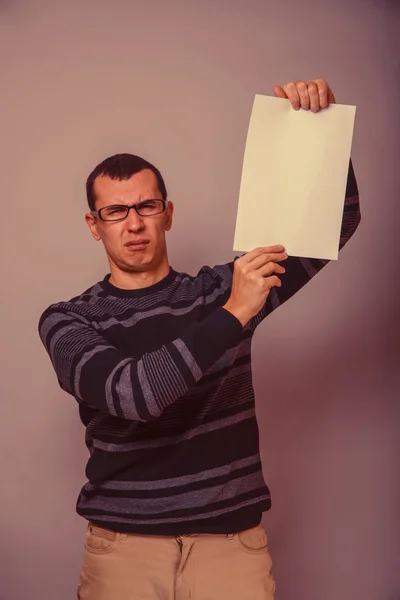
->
[90,199,168,222]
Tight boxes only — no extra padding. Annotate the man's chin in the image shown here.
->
[124,256,154,272]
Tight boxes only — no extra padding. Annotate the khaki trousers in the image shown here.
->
[77,522,275,600]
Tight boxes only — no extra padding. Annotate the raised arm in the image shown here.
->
[219,78,360,326]
[39,306,243,422]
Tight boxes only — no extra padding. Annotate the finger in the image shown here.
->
[295,80,310,110]
[307,81,320,112]
[258,262,286,277]
[273,86,288,99]
[263,275,282,289]
[309,78,334,109]
[241,246,285,263]
[282,82,300,110]
[315,78,329,109]
[249,252,288,271]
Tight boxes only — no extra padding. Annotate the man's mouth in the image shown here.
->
[124,240,150,251]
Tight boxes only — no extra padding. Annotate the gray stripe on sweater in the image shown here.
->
[105,358,132,416]
[81,471,266,515]
[92,407,255,452]
[136,359,161,417]
[172,338,202,380]
[84,454,261,491]
[40,312,76,342]
[98,285,228,331]
[75,345,111,399]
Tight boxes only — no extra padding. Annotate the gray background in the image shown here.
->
[0,0,399,599]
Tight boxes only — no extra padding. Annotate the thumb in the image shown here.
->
[273,86,287,99]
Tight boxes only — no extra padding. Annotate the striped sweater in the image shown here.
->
[38,163,360,535]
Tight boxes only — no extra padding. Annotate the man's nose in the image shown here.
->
[125,207,145,230]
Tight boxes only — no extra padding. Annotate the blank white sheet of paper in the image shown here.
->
[233,95,356,260]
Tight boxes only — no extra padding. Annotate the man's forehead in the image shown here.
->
[93,169,160,203]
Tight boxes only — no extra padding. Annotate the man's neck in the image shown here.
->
[108,263,170,290]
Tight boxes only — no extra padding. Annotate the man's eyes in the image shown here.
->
[107,206,126,215]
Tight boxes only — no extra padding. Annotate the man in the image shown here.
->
[39,78,360,600]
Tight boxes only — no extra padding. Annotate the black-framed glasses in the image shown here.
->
[91,199,167,222]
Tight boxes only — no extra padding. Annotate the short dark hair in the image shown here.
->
[86,153,168,211]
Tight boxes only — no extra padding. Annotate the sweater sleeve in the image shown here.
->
[38,305,243,422]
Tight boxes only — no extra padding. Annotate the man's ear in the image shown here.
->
[165,201,174,232]
[85,213,102,241]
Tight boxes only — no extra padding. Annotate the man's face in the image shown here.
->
[85,169,173,274]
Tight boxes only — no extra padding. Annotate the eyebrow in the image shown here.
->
[106,198,164,206]
[107,197,161,205]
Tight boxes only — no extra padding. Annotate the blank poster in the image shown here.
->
[233,95,356,260]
